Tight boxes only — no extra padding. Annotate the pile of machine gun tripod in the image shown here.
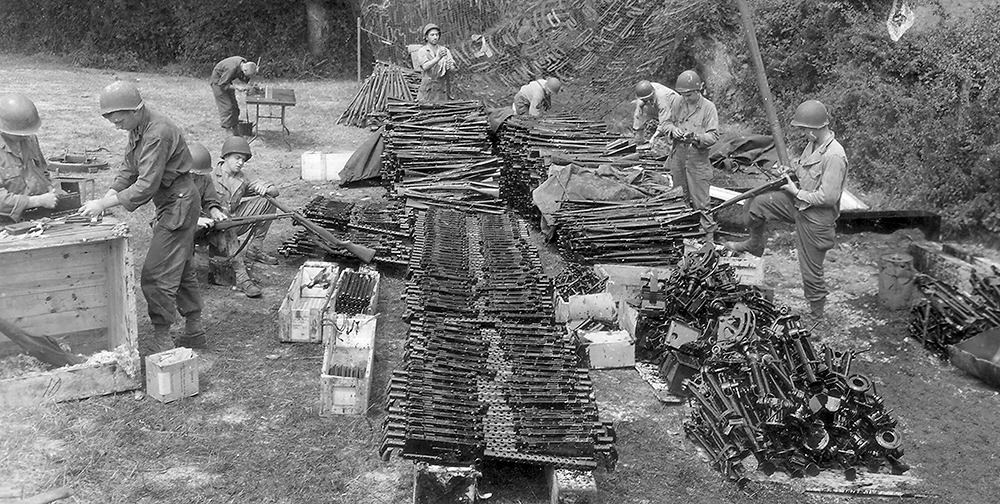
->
[640,246,908,485]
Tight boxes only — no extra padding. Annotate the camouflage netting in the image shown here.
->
[360,0,711,125]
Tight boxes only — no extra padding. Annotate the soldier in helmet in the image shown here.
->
[415,23,455,103]
[80,81,206,354]
[512,77,562,117]
[631,80,679,144]
[654,70,719,242]
[188,142,261,299]
[725,100,848,320]
[202,136,280,298]
[210,56,258,133]
[0,93,59,223]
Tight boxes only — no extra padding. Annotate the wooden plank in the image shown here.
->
[0,240,105,271]
[0,222,123,253]
[0,284,108,319]
[104,237,137,357]
[0,361,140,408]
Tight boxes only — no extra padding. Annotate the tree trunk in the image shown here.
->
[306,0,329,57]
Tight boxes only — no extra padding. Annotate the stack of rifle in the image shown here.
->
[910,273,1000,359]
[496,114,662,218]
[380,100,503,213]
[381,206,617,470]
[550,192,701,265]
[337,60,421,128]
[278,196,411,266]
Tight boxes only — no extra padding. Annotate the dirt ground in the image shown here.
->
[1,55,998,504]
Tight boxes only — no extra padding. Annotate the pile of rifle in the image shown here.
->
[278,196,412,266]
[380,100,503,213]
[909,272,1000,359]
[550,192,701,265]
[337,60,421,128]
[381,207,616,470]
[496,114,626,218]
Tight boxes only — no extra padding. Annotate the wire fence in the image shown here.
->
[360,0,709,127]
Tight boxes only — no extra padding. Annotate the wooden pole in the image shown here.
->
[735,0,791,168]
[356,17,362,83]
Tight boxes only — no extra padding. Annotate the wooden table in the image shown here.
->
[246,87,296,138]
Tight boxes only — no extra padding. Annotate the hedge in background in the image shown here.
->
[0,0,361,77]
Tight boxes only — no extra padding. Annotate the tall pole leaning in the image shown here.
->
[735,0,792,169]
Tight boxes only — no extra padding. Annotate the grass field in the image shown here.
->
[1,53,999,504]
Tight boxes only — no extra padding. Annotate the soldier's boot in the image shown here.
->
[724,225,766,257]
[176,315,208,349]
[234,260,262,298]
[248,237,279,265]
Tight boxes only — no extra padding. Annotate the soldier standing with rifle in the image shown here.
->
[725,100,848,320]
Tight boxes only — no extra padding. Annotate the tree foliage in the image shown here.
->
[0,0,361,77]
[717,0,1000,237]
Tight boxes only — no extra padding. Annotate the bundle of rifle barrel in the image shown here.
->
[550,192,701,265]
[337,60,421,128]
[278,196,412,266]
[381,206,616,470]
[380,100,503,213]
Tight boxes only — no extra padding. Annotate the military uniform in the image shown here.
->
[512,80,552,116]
[108,106,202,354]
[0,132,51,223]
[661,94,720,236]
[210,56,253,130]
[740,133,848,311]
[632,82,679,142]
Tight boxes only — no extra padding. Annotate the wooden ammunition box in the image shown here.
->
[319,314,376,416]
[277,261,339,343]
[0,220,140,407]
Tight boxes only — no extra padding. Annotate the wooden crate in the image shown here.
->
[319,314,376,416]
[330,266,380,317]
[277,261,339,343]
[0,221,140,407]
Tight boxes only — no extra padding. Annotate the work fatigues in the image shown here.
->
[109,107,201,352]
[742,133,848,306]
[211,164,276,250]
[512,80,551,116]
[0,133,51,223]
[415,45,452,103]
[192,172,235,257]
[632,82,679,143]
[661,94,719,235]
[210,56,251,130]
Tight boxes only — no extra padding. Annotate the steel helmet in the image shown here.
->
[242,61,258,77]
[99,81,144,116]
[544,77,562,94]
[189,143,213,174]
[634,80,654,99]
[221,136,252,161]
[422,23,440,38]
[0,94,41,135]
[674,70,704,93]
[790,100,830,129]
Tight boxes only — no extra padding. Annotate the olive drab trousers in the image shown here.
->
[668,142,717,235]
[742,190,837,303]
[141,175,202,331]
[212,85,239,130]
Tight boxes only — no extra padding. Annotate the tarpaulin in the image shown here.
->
[340,127,385,185]
[532,162,648,237]
[709,133,778,172]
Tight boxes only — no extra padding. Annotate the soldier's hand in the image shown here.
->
[197,217,215,229]
[78,200,104,217]
[32,190,59,209]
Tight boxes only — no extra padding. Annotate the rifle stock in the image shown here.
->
[210,212,292,232]
[709,177,789,214]
[262,195,377,263]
